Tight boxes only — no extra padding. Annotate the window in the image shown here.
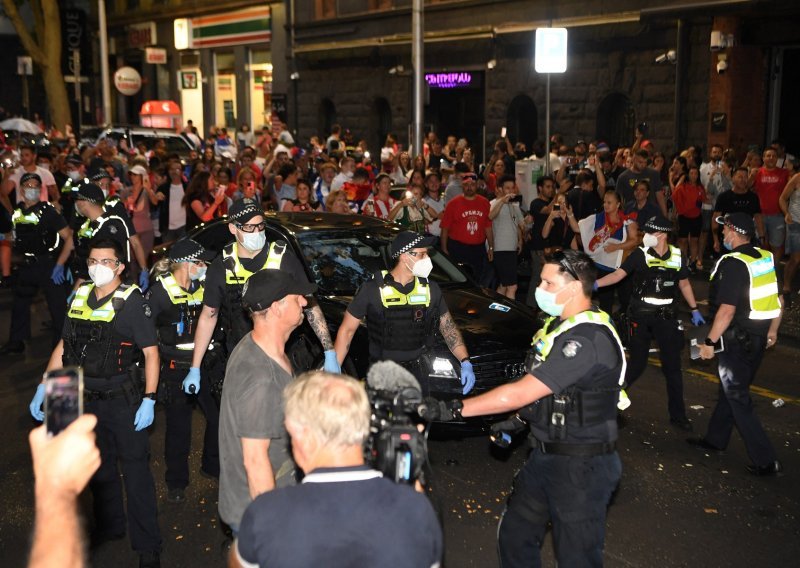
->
[596,93,635,150]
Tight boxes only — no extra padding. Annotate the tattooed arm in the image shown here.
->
[191,305,219,368]
[305,298,334,351]
[439,311,469,361]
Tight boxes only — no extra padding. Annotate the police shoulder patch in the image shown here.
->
[143,303,152,318]
[562,340,582,358]
[109,225,117,234]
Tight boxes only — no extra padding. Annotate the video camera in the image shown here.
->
[364,361,430,486]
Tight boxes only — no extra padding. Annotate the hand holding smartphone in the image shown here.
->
[44,367,83,437]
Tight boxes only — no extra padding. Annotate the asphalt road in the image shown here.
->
[0,285,798,567]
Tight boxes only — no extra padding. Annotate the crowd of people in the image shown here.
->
[2,117,793,568]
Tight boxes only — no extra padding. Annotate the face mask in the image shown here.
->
[535,285,569,317]
[38,163,51,171]
[23,188,40,202]
[189,265,207,281]
[88,264,116,287]
[723,238,733,251]
[239,230,266,252]
[68,170,82,182]
[642,233,659,248]
[408,256,433,279]
[101,188,109,199]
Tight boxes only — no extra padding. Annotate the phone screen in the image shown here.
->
[44,367,83,436]
[501,127,507,138]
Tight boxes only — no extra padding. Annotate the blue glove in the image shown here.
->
[183,367,201,394]
[65,267,73,285]
[323,350,341,373]
[460,360,476,395]
[691,309,706,326]
[51,264,66,284]
[138,268,149,290]
[30,383,45,421]
[134,398,156,431]
[66,289,77,306]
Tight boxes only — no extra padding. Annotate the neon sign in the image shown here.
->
[425,72,473,89]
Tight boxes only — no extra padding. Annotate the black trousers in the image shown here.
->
[705,334,777,467]
[86,396,161,553]
[448,239,491,287]
[625,313,687,420]
[497,449,622,568]
[9,257,67,346]
[161,367,220,489]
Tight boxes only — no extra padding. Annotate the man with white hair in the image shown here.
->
[230,371,443,568]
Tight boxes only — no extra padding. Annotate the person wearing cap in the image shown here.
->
[361,172,400,220]
[424,250,624,568]
[440,171,494,286]
[184,198,339,398]
[687,213,783,476]
[2,144,57,206]
[334,231,476,395]
[218,269,316,533]
[596,215,705,430]
[61,154,86,197]
[146,239,220,503]
[0,172,73,355]
[29,237,163,567]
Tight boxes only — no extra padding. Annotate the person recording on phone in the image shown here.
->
[489,175,525,299]
[229,371,442,568]
[28,414,101,568]
[146,239,220,503]
[154,160,188,243]
[29,237,162,568]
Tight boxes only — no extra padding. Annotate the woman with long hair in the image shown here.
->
[398,152,412,177]
[672,165,705,270]
[283,178,321,212]
[325,189,352,214]
[183,171,226,231]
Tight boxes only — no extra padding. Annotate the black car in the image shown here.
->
[168,212,536,399]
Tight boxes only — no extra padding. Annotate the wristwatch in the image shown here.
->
[704,337,716,346]
[143,392,157,401]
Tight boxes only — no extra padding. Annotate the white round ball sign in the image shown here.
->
[114,66,142,96]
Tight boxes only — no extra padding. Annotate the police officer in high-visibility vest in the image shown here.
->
[147,239,220,503]
[0,173,73,355]
[688,213,783,476]
[595,215,705,431]
[425,250,624,567]
[29,237,162,567]
[59,154,86,222]
[183,198,340,397]
[334,231,476,395]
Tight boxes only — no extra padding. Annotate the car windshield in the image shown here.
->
[297,231,467,295]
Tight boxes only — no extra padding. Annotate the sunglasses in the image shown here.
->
[548,250,579,281]
[236,221,267,233]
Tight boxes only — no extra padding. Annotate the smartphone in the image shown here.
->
[553,203,561,211]
[44,367,83,436]
[501,127,507,138]
[509,195,522,203]
[689,337,724,360]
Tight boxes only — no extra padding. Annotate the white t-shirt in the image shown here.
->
[9,166,56,203]
[490,198,524,252]
[168,183,186,230]
[424,196,444,236]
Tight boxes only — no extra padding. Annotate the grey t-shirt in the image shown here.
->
[218,332,297,528]
[489,199,524,252]
[615,167,663,205]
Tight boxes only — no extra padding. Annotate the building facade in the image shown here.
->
[290,0,800,160]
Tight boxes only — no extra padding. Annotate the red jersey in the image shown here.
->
[754,167,789,215]
[440,195,492,245]
[672,182,705,218]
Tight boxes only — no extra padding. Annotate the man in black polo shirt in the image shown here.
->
[231,371,442,568]
[712,167,764,252]
[524,175,556,308]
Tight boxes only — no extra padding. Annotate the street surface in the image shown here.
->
[0,272,798,567]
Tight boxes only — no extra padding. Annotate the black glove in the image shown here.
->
[420,397,463,422]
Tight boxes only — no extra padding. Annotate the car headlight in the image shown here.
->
[430,357,457,378]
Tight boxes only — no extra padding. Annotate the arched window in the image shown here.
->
[319,98,337,138]
[506,95,538,154]
[596,93,635,150]
[372,97,392,154]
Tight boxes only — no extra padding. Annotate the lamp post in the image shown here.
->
[534,27,568,176]
[98,0,112,125]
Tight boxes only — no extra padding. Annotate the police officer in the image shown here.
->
[29,237,162,567]
[334,231,476,395]
[688,213,783,476]
[427,250,624,567]
[595,215,705,430]
[147,239,220,502]
[59,154,87,221]
[184,198,339,397]
[0,173,72,355]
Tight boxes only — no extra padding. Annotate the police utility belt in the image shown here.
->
[535,439,616,456]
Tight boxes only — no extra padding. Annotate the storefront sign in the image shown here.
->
[145,47,167,64]
[190,6,270,49]
[61,8,90,81]
[425,72,479,89]
[180,71,198,90]
[128,22,156,49]
[114,66,142,96]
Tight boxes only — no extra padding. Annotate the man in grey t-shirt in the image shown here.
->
[615,149,667,216]
[218,269,318,532]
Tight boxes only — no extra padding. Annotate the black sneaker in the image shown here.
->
[746,460,783,477]
[167,488,185,503]
[670,417,693,431]
[139,551,161,568]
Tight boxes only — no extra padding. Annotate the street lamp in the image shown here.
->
[534,27,568,176]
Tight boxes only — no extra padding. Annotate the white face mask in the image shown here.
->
[407,256,433,279]
[68,170,82,182]
[23,188,40,202]
[101,188,110,199]
[88,264,117,287]
[239,230,266,252]
[642,233,659,248]
[189,265,207,281]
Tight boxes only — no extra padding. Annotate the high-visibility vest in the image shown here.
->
[710,249,781,320]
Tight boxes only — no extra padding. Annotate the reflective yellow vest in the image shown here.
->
[68,282,139,322]
[11,205,61,254]
[158,273,204,306]
[223,241,286,284]
[378,270,431,307]
[710,249,781,320]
